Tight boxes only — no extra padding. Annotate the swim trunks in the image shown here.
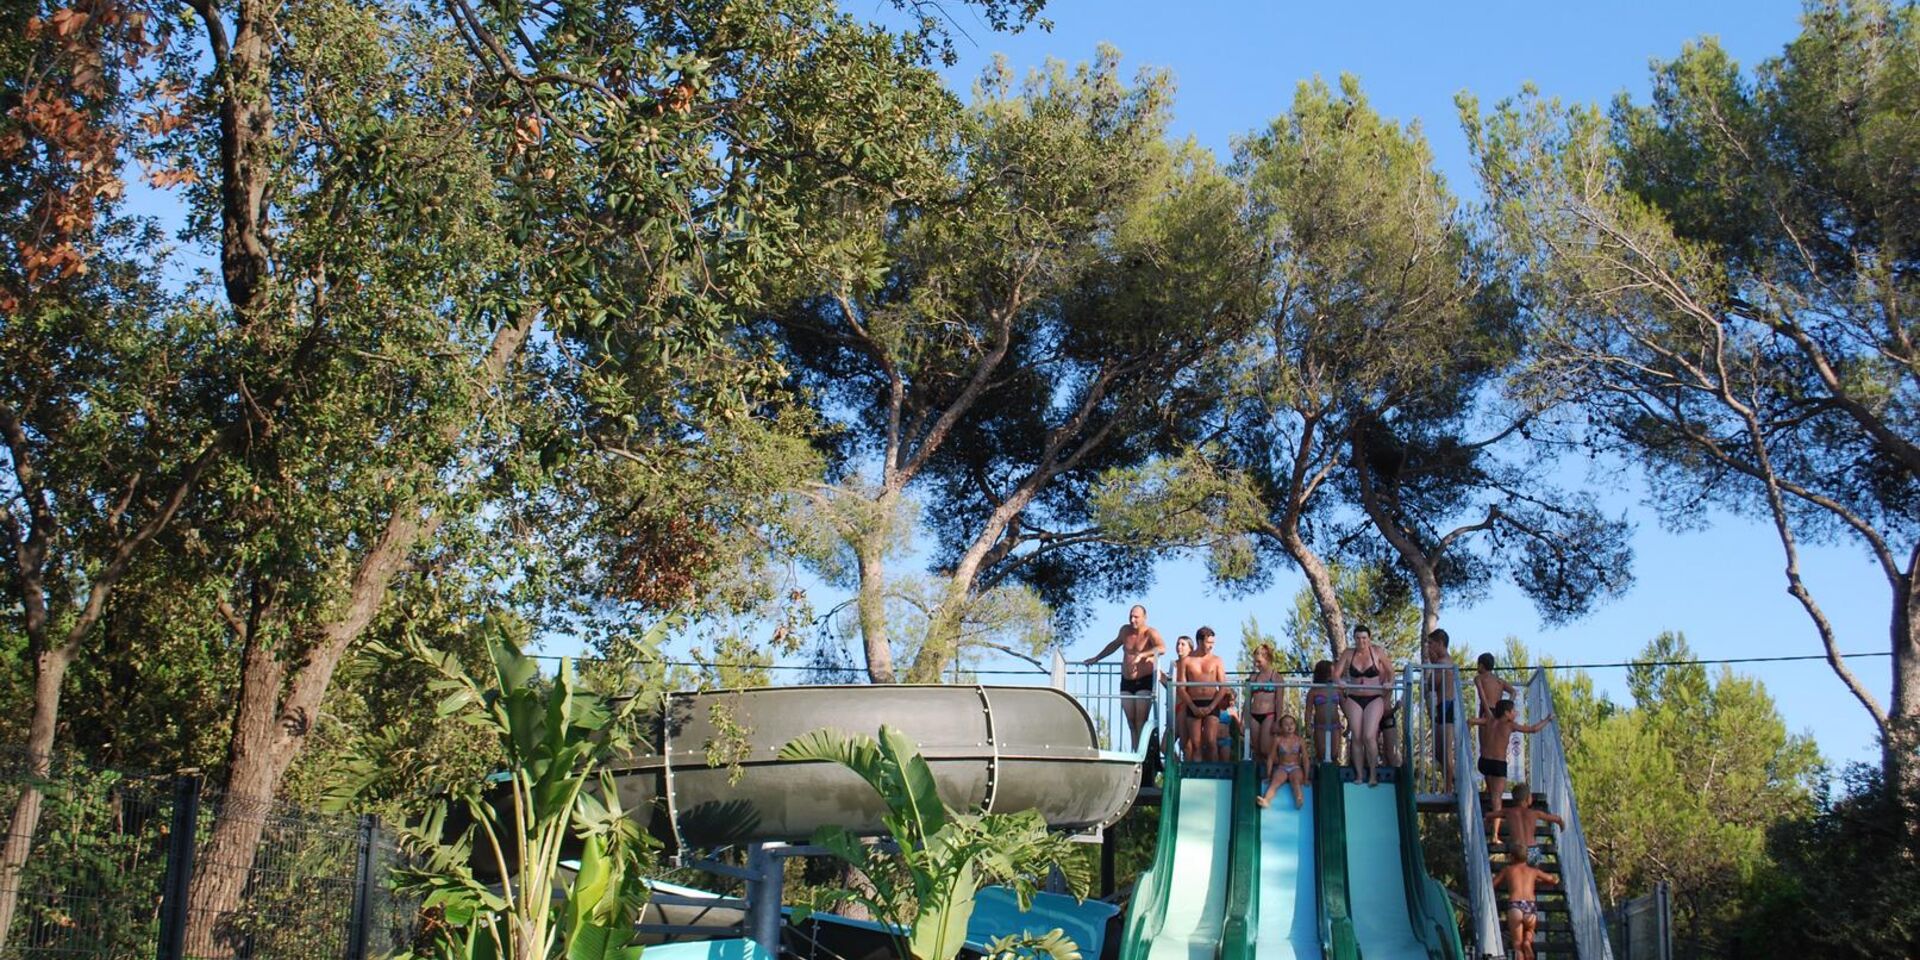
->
[1120,673,1153,695]
[1187,697,1222,719]
[1429,700,1456,724]
[1508,900,1536,919]
[1479,757,1508,778]
[1526,844,1545,866]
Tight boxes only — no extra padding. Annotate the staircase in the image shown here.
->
[1482,791,1574,959]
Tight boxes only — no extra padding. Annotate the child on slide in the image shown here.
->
[1256,714,1308,809]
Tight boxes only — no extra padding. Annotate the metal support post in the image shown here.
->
[157,774,201,960]
[345,814,378,960]
[745,842,784,957]
[1100,824,1117,897]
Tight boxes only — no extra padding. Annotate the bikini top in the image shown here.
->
[1345,654,1381,680]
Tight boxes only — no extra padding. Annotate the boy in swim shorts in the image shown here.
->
[1493,843,1557,960]
[1469,699,1552,824]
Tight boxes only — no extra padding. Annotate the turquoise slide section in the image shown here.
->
[1343,783,1429,959]
[1254,785,1322,960]
[1117,766,1235,960]
[1342,782,1461,960]
[1145,777,1233,960]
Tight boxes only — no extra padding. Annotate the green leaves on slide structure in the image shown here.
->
[377,620,665,960]
[779,725,1088,960]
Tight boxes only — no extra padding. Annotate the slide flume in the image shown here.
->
[1253,783,1322,960]
[1118,765,1237,960]
[1339,775,1464,960]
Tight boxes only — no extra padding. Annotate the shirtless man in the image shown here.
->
[1493,843,1558,960]
[1177,626,1232,762]
[1487,781,1564,865]
[1083,604,1166,750]
[1469,700,1553,824]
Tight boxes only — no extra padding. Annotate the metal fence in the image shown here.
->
[0,752,415,960]
[1606,882,1672,960]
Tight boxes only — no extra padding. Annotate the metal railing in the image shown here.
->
[1058,660,1158,756]
[1398,663,1461,804]
[1523,669,1614,960]
[1160,676,1365,767]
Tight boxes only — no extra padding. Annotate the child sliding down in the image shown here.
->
[1257,714,1308,809]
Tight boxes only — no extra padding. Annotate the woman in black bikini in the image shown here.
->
[1333,624,1393,787]
[1247,644,1280,771]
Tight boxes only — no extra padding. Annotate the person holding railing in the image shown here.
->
[1486,781,1563,866]
[1469,699,1553,824]
[1333,624,1393,787]
[1081,603,1166,751]
[1493,841,1558,960]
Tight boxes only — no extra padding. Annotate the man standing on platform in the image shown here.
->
[1083,604,1166,750]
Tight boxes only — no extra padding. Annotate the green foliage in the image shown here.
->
[379,621,662,960]
[775,46,1263,679]
[1461,0,1918,763]
[778,725,1089,960]
[1544,633,1821,954]
[1734,761,1920,958]
[0,764,167,957]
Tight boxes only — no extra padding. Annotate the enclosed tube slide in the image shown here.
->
[610,684,1144,851]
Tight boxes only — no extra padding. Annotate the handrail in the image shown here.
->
[1164,677,1375,765]
[1523,669,1614,960]
[1453,669,1503,958]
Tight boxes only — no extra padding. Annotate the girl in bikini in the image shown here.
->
[1247,644,1281,773]
[1257,714,1308,809]
[1306,659,1343,766]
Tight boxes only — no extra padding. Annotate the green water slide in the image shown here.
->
[1335,772,1463,960]
[1227,763,1326,960]
[1312,763,1360,960]
[1117,763,1249,960]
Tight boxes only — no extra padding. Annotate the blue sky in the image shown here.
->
[866,0,1894,768]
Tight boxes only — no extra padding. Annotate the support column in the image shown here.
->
[745,842,784,956]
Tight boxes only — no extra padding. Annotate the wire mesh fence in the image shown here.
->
[0,750,416,960]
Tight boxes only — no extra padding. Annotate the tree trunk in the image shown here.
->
[180,313,528,956]
[1351,448,1445,639]
[909,491,1034,682]
[0,646,73,952]
[1890,555,1920,826]
[855,542,895,684]
[1271,522,1346,660]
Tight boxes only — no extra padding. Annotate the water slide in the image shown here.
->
[1252,774,1323,960]
[1117,764,1238,960]
[608,684,1144,851]
[1333,773,1463,960]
